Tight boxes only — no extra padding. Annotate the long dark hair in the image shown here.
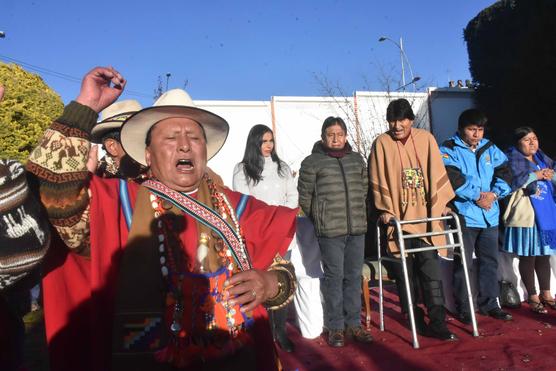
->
[241,124,284,185]
[513,126,535,144]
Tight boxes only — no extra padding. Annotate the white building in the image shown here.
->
[196,88,474,185]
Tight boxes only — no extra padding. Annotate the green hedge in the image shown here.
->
[0,63,63,162]
[465,0,556,156]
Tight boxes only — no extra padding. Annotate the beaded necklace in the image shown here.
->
[396,130,427,207]
[148,176,248,353]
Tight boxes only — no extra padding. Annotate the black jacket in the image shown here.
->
[298,141,368,237]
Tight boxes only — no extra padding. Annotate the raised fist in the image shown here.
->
[75,66,126,113]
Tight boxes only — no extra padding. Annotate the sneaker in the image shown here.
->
[327,329,345,347]
[345,326,373,343]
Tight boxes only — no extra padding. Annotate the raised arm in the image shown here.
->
[26,67,125,254]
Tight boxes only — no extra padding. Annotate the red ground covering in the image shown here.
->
[278,286,556,371]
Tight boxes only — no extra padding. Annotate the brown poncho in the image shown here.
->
[369,128,455,255]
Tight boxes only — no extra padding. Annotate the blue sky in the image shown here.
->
[1,0,496,105]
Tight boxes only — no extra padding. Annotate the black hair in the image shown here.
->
[100,130,121,152]
[513,126,536,144]
[457,109,487,131]
[145,119,207,147]
[241,124,284,185]
[320,117,347,140]
[101,130,120,143]
[386,98,415,122]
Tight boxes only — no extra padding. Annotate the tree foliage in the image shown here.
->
[465,0,556,155]
[0,63,63,162]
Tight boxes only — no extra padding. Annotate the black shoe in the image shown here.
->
[456,312,472,325]
[345,326,373,343]
[275,330,295,353]
[483,307,513,321]
[427,324,459,341]
[427,306,458,341]
[327,329,345,347]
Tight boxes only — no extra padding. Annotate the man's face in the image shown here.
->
[388,118,413,140]
[145,117,207,192]
[460,125,484,148]
[323,124,347,150]
[103,138,126,165]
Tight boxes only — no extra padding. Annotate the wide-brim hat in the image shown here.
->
[120,89,229,167]
[91,100,142,143]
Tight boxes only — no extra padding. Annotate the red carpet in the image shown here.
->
[278,285,556,370]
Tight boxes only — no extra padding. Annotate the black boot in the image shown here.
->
[427,305,458,341]
[270,307,295,352]
[423,280,458,341]
[410,306,429,336]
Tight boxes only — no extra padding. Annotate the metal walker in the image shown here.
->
[376,212,479,349]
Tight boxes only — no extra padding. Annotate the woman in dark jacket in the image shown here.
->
[298,116,371,347]
[503,127,556,313]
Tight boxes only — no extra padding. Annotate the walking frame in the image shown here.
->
[376,211,479,349]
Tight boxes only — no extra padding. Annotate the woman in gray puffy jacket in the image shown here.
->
[298,116,371,348]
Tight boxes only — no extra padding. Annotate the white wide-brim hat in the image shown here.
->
[120,89,229,166]
[91,99,142,143]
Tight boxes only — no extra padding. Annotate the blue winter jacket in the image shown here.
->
[440,134,512,228]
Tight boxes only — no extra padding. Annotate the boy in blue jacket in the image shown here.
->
[440,109,513,323]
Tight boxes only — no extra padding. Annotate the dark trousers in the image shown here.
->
[385,239,446,315]
[518,255,552,296]
[454,225,500,313]
[318,234,365,330]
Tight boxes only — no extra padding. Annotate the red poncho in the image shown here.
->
[42,175,297,371]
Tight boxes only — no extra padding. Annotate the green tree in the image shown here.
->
[465,0,556,155]
[0,63,64,162]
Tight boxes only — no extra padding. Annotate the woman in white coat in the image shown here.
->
[233,125,323,351]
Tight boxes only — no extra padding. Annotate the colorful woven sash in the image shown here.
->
[142,179,253,271]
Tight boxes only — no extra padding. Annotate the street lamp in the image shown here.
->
[378,36,417,91]
[395,76,421,91]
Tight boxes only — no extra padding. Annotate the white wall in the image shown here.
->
[195,100,271,187]
[428,87,475,144]
[194,89,472,186]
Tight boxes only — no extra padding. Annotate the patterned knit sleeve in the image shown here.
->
[26,101,98,255]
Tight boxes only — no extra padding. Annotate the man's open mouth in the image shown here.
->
[176,159,194,171]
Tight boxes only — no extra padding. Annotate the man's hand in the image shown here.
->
[223,269,279,313]
[442,206,452,216]
[75,66,126,113]
[379,212,394,225]
[0,85,4,102]
[86,144,99,173]
[476,192,496,210]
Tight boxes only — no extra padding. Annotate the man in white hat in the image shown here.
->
[91,99,145,179]
[27,67,297,371]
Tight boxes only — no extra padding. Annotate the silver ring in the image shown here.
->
[251,289,256,298]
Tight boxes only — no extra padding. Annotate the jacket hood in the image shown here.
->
[311,140,353,154]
